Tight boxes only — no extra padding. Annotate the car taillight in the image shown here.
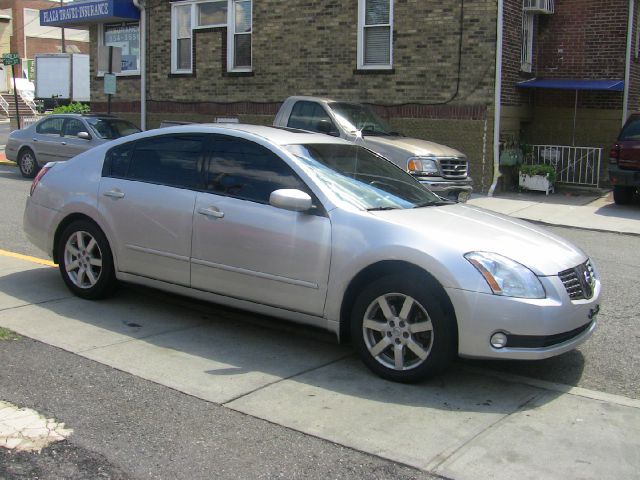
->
[30,165,51,196]
[609,144,620,165]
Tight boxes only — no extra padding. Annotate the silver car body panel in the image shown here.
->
[23,124,601,360]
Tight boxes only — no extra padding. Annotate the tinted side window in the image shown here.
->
[35,118,64,135]
[63,119,87,137]
[619,117,640,141]
[128,135,204,189]
[205,136,306,204]
[287,101,337,134]
[103,143,134,178]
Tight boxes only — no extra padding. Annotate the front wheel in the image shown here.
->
[350,274,456,383]
[18,149,39,178]
[57,220,118,299]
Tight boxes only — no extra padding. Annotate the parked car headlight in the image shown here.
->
[464,252,546,299]
[407,157,439,176]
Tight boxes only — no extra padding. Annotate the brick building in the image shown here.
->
[42,0,639,192]
[0,0,89,92]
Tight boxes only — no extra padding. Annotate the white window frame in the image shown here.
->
[521,12,534,73]
[357,0,394,70]
[97,22,141,77]
[171,2,194,74]
[226,0,252,72]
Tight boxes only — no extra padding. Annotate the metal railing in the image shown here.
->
[20,116,40,129]
[525,145,602,187]
[0,95,8,116]
[18,92,38,115]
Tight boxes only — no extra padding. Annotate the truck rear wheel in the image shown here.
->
[613,186,635,205]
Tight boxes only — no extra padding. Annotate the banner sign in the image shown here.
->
[40,0,139,27]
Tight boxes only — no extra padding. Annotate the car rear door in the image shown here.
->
[98,133,204,286]
[618,116,640,170]
[190,134,332,316]
[32,116,66,163]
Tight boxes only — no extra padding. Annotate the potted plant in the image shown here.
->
[519,164,557,195]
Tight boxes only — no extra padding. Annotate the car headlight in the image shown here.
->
[464,252,546,299]
[407,157,439,176]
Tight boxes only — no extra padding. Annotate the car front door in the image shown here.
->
[59,118,93,159]
[98,134,204,286]
[191,134,331,316]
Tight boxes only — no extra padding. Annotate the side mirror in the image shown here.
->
[77,131,91,140]
[269,189,313,212]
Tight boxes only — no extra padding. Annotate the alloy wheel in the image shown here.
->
[362,293,434,371]
[63,231,103,289]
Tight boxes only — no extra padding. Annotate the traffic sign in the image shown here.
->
[2,53,20,66]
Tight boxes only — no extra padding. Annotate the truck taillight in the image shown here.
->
[609,145,620,165]
[30,165,51,196]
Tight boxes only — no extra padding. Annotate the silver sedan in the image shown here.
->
[6,114,141,178]
[23,124,601,382]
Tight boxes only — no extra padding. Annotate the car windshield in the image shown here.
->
[286,143,445,210]
[85,118,141,139]
[330,102,398,136]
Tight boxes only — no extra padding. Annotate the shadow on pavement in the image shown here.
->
[0,267,578,414]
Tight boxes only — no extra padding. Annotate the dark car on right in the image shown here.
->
[609,114,640,204]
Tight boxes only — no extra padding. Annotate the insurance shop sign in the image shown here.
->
[40,0,140,27]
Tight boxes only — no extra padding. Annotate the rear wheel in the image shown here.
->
[350,273,456,383]
[57,220,118,299]
[18,148,39,178]
[612,186,635,205]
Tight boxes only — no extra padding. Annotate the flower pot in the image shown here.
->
[519,173,554,195]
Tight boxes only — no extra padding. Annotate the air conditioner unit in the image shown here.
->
[523,0,554,14]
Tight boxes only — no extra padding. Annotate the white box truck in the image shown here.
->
[34,53,90,102]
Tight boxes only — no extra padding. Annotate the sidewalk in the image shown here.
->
[0,253,638,480]
[468,190,640,235]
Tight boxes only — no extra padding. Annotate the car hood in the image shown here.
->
[362,135,465,158]
[369,204,587,276]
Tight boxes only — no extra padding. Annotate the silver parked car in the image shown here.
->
[23,124,601,382]
[6,114,141,178]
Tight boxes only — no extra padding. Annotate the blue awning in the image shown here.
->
[517,78,625,92]
[40,0,140,27]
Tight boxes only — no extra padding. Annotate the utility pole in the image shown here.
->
[60,0,66,53]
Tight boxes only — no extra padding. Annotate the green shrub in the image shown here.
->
[51,102,90,114]
[519,164,557,183]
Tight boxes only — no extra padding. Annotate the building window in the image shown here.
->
[227,0,252,71]
[358,0,393,70]
[172,4,193,73]
[99,22,140,75]
[521,12,534,72]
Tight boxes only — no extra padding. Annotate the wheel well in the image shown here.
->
[17,146,34,159]
[339,261,458,347]
[52,214,103,264]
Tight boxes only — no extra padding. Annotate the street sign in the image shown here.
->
[2,54,20,66]
[3,53,19,60]
[104,73,117,95]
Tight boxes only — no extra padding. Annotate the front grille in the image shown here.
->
[439,157,468,180]
[558,260,596,300]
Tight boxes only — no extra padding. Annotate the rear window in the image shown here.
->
[619,117,640,141]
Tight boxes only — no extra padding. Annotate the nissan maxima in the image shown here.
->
[23,124,601,382]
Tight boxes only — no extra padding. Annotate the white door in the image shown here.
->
[190,135,331,316]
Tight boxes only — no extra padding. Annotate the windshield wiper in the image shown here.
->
[412,200,452,208]
[367,206,399,211]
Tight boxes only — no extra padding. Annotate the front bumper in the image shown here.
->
[447,273,601,360]
[608,166,640,187]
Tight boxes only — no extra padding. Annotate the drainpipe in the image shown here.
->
[488,0,504,196]
[623,0,634,126]
[133,0,146,130]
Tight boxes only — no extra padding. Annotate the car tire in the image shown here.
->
[613,185,635,205]
[350,273,456,383]
[57,220,118,300]
[18,148,39,178]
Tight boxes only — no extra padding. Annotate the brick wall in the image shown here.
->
[501,0,533,107]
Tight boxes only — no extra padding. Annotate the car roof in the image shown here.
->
[149,123,351,146]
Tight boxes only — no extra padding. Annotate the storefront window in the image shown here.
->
[104,23,140,73]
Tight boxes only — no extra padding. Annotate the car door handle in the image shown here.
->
[32,138,38,142]
[197,207,224,219]
[103,190,125,199]
[60,141,67,145]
